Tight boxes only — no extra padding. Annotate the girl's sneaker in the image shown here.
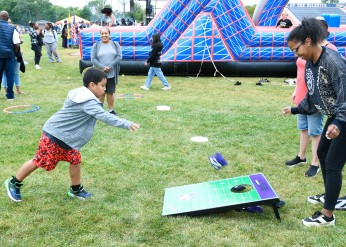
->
[307,193,325,204]
[302,211,335,227]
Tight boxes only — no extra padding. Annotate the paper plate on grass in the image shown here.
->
[190,136,209,143]
[157,105,170,111]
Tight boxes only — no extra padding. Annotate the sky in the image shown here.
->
[50,0,322,10]
[50,0,260,9]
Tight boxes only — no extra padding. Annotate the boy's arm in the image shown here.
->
[83,100,139,130]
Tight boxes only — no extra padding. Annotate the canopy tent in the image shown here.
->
[56,15,90,25]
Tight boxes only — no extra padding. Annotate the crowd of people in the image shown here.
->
[2,7,346,228]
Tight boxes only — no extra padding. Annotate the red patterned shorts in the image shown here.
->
[33,133,81,171]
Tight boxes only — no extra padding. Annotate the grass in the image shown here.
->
[1,34,346,246]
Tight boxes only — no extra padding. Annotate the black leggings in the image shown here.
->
[31,44,42,65]
[318,117,346,210]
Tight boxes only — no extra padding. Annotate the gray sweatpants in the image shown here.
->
[44,42,61,62]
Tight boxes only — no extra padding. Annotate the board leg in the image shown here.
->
[271,202,281,221]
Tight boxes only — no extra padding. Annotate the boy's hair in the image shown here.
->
[83,68,107,87]
[288,18,323,45]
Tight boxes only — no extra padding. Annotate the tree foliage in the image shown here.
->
[0,0,141,25]
[322,0,340,4]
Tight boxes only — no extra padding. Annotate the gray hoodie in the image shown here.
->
[43,86,133,150]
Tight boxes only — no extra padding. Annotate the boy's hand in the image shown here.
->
[282,106,292,115]
[129,123,140,131]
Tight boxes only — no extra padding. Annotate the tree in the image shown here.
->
[133,1,144,22]
[77,6,92,21]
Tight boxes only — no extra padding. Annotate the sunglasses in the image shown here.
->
[291,42,303,55]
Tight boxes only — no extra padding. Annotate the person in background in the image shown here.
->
[1,17,24,95]
[141,33,171,91]
[61,20,68,49]
[283,18,346,226]
[43,22,61,63]
[101,7,116,27]
[276,12,293,28]
[0,10,21,100]
[285,18,337,178]
[29,22,43,69]
[91,27,122,116]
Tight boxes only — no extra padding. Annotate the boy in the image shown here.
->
[4,67,140,202]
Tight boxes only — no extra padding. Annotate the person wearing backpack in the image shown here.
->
[43,22,61,63]
[91,27,122,116]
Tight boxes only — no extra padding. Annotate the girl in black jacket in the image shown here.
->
[141,34,171,91]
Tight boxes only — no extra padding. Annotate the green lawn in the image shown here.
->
[0,34,345,246]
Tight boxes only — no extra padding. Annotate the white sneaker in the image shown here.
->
[302,211,335,227]
[35,64,41,69]
[140,85,149,90]
[162,86,171,91]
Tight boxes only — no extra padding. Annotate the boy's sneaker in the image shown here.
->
[68,186,92,200]
[109,110,119,116]
[307,193,325,204]
[140,85,149,90]
[305,165,320,177]
[302,211,335,227]
[162,86,171,91]
[4,178,22,202]
[285,155,306,167]
[35,64,41,69]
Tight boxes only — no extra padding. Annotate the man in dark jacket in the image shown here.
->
[0,10,21,100]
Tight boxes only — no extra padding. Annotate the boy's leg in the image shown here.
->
[69,163,81,186]
[16,159,38,181]
[4,159,38,202]
[68,164,91,199]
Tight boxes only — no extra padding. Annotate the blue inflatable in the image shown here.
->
[79,0,346,77]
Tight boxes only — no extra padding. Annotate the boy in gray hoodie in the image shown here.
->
[4,67,140,202]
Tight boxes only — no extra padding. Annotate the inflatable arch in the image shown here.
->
[79,0,346,77]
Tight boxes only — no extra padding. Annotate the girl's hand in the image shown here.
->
[282,107,292,115]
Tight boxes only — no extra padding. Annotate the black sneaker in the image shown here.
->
[263,78,270,82]
[109,110,119,116]
[285,155,306,167]
[256,80,263,86]
[234,81,241,86]
[305,165,320,177]
[302,211,335,227]
[307,193,325,204]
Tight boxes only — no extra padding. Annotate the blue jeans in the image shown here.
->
[0,56,16,99]
[318,117,346,210]
[2,61,20,88]
[145,67,170,88]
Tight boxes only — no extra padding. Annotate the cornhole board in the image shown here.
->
[162,173,281,220]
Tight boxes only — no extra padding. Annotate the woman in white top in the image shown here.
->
[43,22,61,63]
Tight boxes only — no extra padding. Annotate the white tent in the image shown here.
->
[55,15,90,25]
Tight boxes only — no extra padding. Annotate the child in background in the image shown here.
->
[4,68,140,202]
[141,33,171,91]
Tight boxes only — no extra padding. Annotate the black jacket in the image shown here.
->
[147,42,163,67]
